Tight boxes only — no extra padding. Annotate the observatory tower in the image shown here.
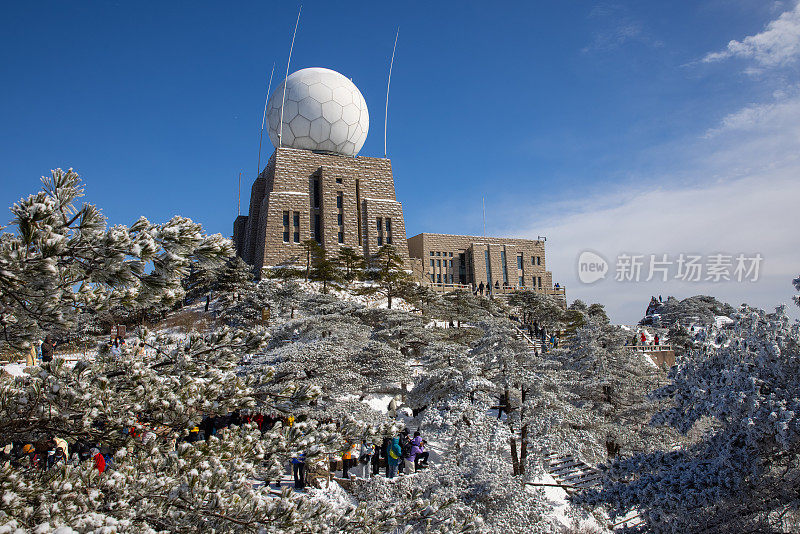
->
[234,67,409,273]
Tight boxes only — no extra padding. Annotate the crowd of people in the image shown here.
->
[1,438,110,474]
[629,330,661,347]
[291,428,431,489]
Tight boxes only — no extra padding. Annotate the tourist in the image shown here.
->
[640,332,646,345]
[91,447,105,474]
[478,281,484,296]
[386,437,401,479]
[371,440,381,475]
[654,334,660,346]
[110,337,122,359]
[358,440,374,479]
[342,440,358,478]
[41,335,55,363]
[291,452,306,490]
[381,436,391,477]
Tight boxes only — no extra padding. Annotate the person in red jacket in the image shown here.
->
[640,332,646,345]
[654,334,660,346]
[91,448,105,473]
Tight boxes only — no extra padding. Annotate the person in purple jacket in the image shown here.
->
[411,431,430,471]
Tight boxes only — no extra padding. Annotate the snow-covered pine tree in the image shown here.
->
[0,169,231,350]
[579,294,800,532]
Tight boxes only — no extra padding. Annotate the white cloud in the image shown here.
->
[505,91,800,324]
[703,1,800,66]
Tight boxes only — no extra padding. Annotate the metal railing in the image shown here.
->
[627,344,673,352]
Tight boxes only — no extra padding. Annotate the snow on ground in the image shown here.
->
[361,394,394,414]
[714,315,734,328]
[1,363,26,377]
[295,280,415,311]
[530,471,606,532]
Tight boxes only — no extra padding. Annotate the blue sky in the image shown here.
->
[2,1,798,321]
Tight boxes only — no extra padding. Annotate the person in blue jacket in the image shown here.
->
[386,437,402,479]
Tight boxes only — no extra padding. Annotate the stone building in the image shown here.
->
[407,233,565,303]
[234,147,408,272]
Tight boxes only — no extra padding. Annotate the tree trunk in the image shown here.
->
[519,424,528,476]
[510,436,520,476]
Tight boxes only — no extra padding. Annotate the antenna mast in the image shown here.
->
[279,6,302,147]
[384,27,399,158]
[257,62,276,176]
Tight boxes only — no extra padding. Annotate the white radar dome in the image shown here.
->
[266,67,369,156]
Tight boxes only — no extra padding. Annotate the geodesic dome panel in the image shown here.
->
[266,67,369,156]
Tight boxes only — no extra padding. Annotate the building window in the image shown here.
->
[336,192,343,208]
[459,253,467,284]
[519,276,524,287]
[385,218,392,244]
[293,211,300,243]
[338,231,344,244]
[314,213,321,243]
[336,178,342,184]
[436,251,441,256]
[376,218,383,246]
[430,259,434,267]
[437,273,441,284]
[537,256,541,266]
[517,255,523,269]
[430,273,435,282]
[501,250,508,286]
[449,259,453,268]
[313,178,320,209]
[449,274,454,284]
[430,251,434,256]
[437,259,441,267]
[449,252,453,257]
[337,213,343,225]
[282,211,290,243]
[538,276,542,287]
[356,179,362,246]
[485,249,492,286]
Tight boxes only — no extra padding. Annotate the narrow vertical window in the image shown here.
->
[519,276,524,287]
[517,255,523,269]
[485,249,492,286]
[376,218,383,246]
[501,250,508,286]
[355,180,362,246]
[314,213,321,243]
[313,178,320,209]
[386,217,393,244]
[293,211,300,243]
[282,211,290,243]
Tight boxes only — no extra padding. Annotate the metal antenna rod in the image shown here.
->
[257,63,276,176]
[384,27,399,158]
[279,6,302,147]
[483,197,486,238]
